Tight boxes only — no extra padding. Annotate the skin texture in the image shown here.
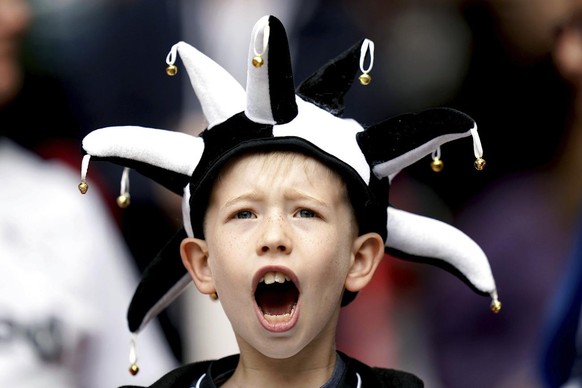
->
[180,152,384,387]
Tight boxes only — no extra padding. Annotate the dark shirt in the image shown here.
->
[121,352,423,388]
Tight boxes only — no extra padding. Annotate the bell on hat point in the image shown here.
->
[117,193,131,208]
[490,299,502,314]
[474,157,486,171]
[166,64,178,76]
[431,158,444,172]
[78,180,88,194]
[129,363,139,376]
[359,72,371,85]
[252,55,264,68]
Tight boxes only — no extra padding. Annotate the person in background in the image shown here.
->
[0,0,176,386]
[422,1,582,387]
[540,9,582,387]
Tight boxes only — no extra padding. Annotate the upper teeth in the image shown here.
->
[260,271,290,285]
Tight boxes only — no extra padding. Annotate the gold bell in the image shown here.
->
[490,299,502,314]
[474,157,486,171]
[209,292,219,301]
[358,72,371,85]
[117,194,131,208]
[252,55,264,68]
[129,363,139,376]
[78,180,89,194]
[166,64,178,76]
[431,158,444,172]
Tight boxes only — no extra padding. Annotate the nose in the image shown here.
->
[257,214,292,255]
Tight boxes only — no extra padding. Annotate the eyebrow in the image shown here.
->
[222,188,331,209]
[285,188,330,208]
[222,191,261,209]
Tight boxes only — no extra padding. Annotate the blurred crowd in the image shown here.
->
[3,0,581,387]
[0,0,177,386]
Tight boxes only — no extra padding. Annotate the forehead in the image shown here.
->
[211,151,347,200]
[231,152,337,174]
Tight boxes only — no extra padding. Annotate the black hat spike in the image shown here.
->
[357,108,483,179]
[245,15,298,124]
[296,39,365,117]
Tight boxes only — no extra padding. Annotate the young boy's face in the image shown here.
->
[181,152,383,360]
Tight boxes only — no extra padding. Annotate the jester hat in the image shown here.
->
[79,15,500,338]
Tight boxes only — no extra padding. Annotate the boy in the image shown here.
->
[180,150,395,387]
[79,15,500,387]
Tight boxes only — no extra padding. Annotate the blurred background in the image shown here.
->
[6,0,582,386]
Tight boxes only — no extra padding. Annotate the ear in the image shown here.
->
[180,237,216,295]
[345,233,385,292]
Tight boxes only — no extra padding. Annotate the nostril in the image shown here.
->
[260,245,289,253]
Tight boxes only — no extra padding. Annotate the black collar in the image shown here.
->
[194,352,420,388]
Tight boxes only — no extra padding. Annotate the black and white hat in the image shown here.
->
[79,15,499,345]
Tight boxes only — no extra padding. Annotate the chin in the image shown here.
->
[252,334,308,360]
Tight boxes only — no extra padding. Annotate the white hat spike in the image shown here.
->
[166,41,246,129]
[386,206,500,313]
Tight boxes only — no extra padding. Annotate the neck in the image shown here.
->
[224,340,338,388]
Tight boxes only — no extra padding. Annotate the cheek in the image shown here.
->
[207,232,255,284]
[208,254,250,317]
[307,237,353,286]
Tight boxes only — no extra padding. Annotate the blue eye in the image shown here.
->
[297,209,316,218]
[234,210,254,219]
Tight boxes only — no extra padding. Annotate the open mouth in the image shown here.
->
[255,271,299,324]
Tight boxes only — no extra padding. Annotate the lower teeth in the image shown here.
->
[264,312,291,323]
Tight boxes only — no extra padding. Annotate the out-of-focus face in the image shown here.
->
[0,0,30,59]
[196,152,359,359]
[0,0,31,104]
[488,0,571,62]
[553,9,582,89]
